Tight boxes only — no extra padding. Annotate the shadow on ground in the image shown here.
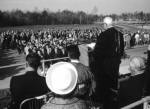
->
[0,48,25,80]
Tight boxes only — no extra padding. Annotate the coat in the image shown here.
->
[41,97,90,109]
[93,27,124,87]
[10,71,49,109]
[92,27,124,109]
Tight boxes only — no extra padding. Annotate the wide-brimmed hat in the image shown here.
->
[46,62,78,95]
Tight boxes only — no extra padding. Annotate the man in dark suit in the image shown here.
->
[66,44,96,100]
[9,53,49,109]
[93,17,124,109]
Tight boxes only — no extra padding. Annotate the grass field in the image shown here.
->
[0,23,149,36]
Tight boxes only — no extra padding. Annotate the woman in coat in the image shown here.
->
[41,62,92,109]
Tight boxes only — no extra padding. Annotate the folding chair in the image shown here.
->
[19,94,50,109]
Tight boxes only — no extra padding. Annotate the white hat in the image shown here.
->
[46,62,78,95]
[103,17,113,25]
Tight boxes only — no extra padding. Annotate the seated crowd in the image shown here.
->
[1,26,149,58]
[0,27,100,59]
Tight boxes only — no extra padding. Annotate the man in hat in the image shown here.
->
[9,53,49,109]
[93,17,124,109]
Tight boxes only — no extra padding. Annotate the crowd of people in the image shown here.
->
[123,30,150,49]
[0,25,150,60]
[0,17,150,109]
[0,27,101,60]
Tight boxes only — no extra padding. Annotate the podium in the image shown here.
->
[78,43,95,67]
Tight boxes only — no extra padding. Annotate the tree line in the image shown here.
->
[0,9,150,27]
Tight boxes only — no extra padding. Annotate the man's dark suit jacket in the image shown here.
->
[10,71,49,108]
[92,27,124,108]
[143,51,150,96]
[94,27,124,59]
[93,27,124,86]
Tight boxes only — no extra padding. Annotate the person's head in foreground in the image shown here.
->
[42,62,93,109]
[46,61,94,97]
[129,56,146,76]
[26,53,41,70]
[66,44,80,60]
[46,62,78,97]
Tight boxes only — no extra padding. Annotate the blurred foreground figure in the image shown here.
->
[9,53,49,109]
[93,17,124,109]
[143,45,150,96]
[41,62,91,109]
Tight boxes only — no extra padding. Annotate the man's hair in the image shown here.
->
[66,45,80,59]
[26,53,41,69]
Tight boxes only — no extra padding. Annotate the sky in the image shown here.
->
[0,0,150,15]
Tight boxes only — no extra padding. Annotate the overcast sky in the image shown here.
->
[0,0,150,15]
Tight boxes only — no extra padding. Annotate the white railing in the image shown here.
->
[121,96,150,109]
[40,57,69,71]
[0,57,69,70]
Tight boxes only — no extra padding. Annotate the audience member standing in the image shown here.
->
[93,17,124,109]
[9,53,49,109]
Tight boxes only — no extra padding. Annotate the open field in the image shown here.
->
[0,24,103,32]
[0,23,149,32]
